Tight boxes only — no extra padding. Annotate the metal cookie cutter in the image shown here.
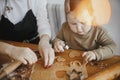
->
[67,69,83,80]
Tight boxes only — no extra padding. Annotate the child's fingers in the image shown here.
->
[54,45,60,52]
[82,52,92,61]
[60,41,65,47]
[58,45,64,52]
[83,51,96,61]
[82,52,88,57]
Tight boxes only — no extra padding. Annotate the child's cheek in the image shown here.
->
[70,25,77,33]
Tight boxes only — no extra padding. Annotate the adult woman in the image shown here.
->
[0,0,54,68]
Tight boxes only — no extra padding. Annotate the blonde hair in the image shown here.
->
[65,0,96,26]
[64,0,112,26]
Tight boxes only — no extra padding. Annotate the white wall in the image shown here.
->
[103,0,120,55]
[47,0,64,4]
[47,0,120,54]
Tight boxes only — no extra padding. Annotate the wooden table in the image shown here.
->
[30,50,120,80]
[0,41,120,80]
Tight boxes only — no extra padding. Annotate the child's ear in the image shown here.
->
[64,0,70,14]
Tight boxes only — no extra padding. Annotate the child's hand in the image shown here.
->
[82,51,96,62]
[54,40,69,52]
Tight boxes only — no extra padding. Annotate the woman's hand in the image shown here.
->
[38,35,55,68]
[0,42,37,65]
[9,47,38,65]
